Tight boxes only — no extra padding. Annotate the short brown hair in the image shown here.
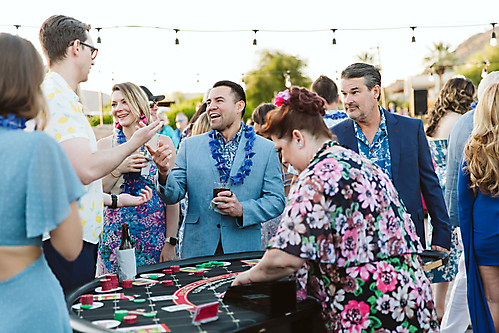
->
[39,15,90,66]
[262,86,332,141]
[0,33,46,121]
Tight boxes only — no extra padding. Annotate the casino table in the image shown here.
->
[67,249,447,333]
[67,251,326,333]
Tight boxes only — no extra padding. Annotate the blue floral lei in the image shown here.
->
[0,114,26,130]
[208,122,256,185]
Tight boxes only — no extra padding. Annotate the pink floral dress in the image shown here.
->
[269,144,440,333]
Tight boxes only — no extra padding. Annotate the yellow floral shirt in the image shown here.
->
[42,72,103,244]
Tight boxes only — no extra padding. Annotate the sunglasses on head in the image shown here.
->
[68,40,98,60]
[176,119,184,123]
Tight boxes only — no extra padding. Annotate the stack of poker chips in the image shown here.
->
[162,280,174,286]
[162,268,173,274]
[115,310,129,322]
[107,274,119,289]
[123,315,137,324]
[122,279,133,288]
[194,270,205,277]
[171,265,180,273]
[100,278,113,291]
[80,294,93,309]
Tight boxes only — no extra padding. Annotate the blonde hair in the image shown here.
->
[464,83,499,196]
[190,112,211,136]
[112,82,150,125]
[0,33,48,128]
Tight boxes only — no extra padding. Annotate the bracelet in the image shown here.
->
[110,194,118,209]
[110,170,120,178]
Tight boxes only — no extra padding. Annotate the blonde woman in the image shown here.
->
[190,112,211,137]
[425,76,475,321]
[96,82,178,275]
[459,83,499,332]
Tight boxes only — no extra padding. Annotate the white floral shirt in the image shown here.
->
[42,72,103,244]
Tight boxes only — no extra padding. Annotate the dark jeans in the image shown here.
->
[43,240,97,295]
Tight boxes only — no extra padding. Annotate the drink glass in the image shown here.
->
[213,181,229,199]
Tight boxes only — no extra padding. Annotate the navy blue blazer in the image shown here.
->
[331,109,451,249]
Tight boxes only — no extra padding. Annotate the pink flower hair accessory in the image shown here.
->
[274,89,290,107]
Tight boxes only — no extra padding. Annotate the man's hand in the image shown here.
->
[115,154,148,175]
[431,245,450,254]
[117,186,153,207]
[160,243,177,262]
[129,120,163,148]
[146,141,173,183]
[213,191,243,217]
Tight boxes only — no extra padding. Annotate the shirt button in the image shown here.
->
[217,224,221,228]
[370,149,374,153]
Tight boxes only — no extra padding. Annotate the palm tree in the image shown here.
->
[356,51,375,64]
[424,42,458,91]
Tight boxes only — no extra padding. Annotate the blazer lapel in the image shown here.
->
[343,119,359,153]
[385,110,401,183]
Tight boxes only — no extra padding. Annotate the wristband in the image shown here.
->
[110,170,120,178]
[110,194,118,209]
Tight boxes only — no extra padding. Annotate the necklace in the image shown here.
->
[208,122,256,185]
[0,114,26,130]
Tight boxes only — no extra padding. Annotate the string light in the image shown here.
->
[331,29,337,45]
[429,71,434,82]
[491,23,497,47]
[96,28,102,44]
[252,30,258,46]
[174,29,179,45]
[410,26,416,43]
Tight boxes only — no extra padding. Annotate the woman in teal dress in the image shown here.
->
[96,82,178,275]
[0,33,85,332]
[424,76,475,322]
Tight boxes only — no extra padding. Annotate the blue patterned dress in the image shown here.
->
[97,132,167,275]
[427,139,461,283]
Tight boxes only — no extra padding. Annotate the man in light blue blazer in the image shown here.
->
[331,63,451,251]
[151,80,285,259]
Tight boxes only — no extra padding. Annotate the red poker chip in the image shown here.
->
[100,278,112,291]
[80,294,94,305]
[171,265,180,273]
[162,268,173,274]
[122,279,133,288]
[162,280,174,286]
[194,270,205,277]
[123,315,137,324]
[107,274,118,288]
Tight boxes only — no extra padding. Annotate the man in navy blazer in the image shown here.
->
[149,80,285,259]
[331,63,450,251]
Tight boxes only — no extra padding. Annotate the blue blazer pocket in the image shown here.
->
[184,214,200,224]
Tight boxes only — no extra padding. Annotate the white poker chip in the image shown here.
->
[91,319,121,328]
[72,301,104,310]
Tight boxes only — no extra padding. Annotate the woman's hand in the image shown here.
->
[115,153,148,175]
[232,270,254,286]
[431,245,450,254]
[117,186,153,207]
[160,243,177,262]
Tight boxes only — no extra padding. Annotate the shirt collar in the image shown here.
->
[213,122,244,145]
[46,71,80,103]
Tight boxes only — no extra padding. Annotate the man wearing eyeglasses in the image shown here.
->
[38,15,162,293]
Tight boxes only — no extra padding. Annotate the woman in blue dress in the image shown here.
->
[459,83,499,333]
[425,76,475,322]
[0,33,85,332]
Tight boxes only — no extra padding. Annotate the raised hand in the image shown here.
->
[145,140,173,178]
[118,186,154,207]
[129,120,163,148]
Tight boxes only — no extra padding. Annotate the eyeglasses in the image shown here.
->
[68,40,98,60]
[149,101,158,108]
[176,119,184,123]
